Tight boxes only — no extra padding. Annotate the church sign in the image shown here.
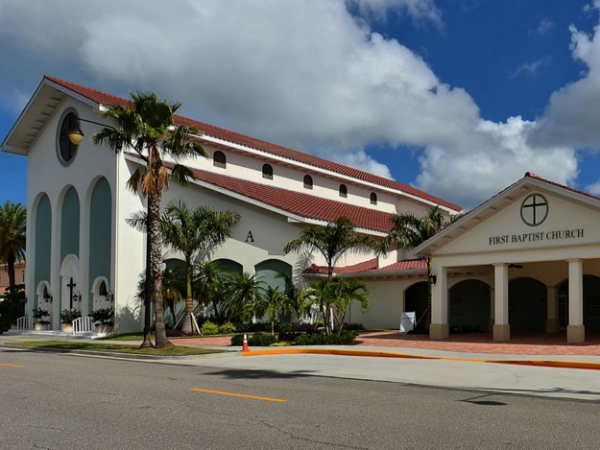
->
[488,193,585,246]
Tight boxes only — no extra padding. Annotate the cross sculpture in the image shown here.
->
[66,277,76,310]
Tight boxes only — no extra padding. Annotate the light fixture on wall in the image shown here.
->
[73,290,81,303]
[67,116,115,145]
[428,270,437,286]
[43,290,53,303]
[106,290,114,302]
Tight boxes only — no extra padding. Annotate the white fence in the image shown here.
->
[72,316,94,334]
[16,316,29,330]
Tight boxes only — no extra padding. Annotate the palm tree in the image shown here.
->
[381,206,449,329]
[327,278,369,334]
[284,216,375,332]
[136,266,185,328]
[283,216,376,282]
[255,285,286,335]
[92,92,206,348]
[161,200,240,334]
[0,201,26,293]
[275,271,303,324]
[193,261,232,324]
[223,272,266,325]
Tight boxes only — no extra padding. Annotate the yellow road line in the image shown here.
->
[190,388,287,403]
[0,362,23,368]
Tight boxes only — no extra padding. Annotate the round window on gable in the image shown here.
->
[303,175,313,190]
[56,109,80,166]
[262,163,273,179]
[213,151,226,168]
[370,192,377,205]
[339,184,347,198]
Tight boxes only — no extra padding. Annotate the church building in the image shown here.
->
[3,75,600,344]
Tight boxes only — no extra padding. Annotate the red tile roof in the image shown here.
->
[45,75,462,212]
[304,258,426,276]
[186,166,395,233]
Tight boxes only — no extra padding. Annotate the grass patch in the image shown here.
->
[14,340,228,356]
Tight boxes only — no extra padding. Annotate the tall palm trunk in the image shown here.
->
[149,191,169,347]
[7,252,16,292]
[181,257,197,333]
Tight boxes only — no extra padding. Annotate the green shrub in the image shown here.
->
[293,330,358,346]
[218,322,236,334]
[249,332,277,347]
[231,334,245,346]
[294,334,310,345]
[343,322,364,331]
[275,321,293,334]
[201,321,219,335]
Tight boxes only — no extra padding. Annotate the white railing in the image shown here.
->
[72,316,94,334]
[17,316,30,330]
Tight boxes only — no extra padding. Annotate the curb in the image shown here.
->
[240,348,600,371]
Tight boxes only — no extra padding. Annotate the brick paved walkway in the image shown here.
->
[174,330,600,355]
[356,330,600,355]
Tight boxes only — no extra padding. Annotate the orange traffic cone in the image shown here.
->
[242,333,249,352]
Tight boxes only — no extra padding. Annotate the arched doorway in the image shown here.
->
[449,280,491,332]
[405,282,428,332]
[509,277,547,332]
[559,275,600,333]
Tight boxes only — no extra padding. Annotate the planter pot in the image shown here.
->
[95,323,113,334]
[61,324,73,333]
[34,322,50,331]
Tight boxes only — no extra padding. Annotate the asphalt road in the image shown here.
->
[1,348,599,449]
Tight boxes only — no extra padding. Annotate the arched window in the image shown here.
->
[262,163,273,180]
[370,192,377,205]
[99,280,108,296]
[303,175,313,189]
[339,184,348,198]
[213,151,226,168]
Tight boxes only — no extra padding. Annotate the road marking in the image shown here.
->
[0,362,23,368]
[190,388,287,403]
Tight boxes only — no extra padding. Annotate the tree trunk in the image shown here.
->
[7,252,16,291]
[181,259,198,334]
[141,201,154,348]
[149,191,169,348]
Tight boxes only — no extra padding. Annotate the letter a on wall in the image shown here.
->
[245,231,255,243]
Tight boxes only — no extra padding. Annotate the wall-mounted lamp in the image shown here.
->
[106,290,114,302]
[73,290,81,303]
[428,270,437,286]
[67,116,114,145]
[43,291,53,303]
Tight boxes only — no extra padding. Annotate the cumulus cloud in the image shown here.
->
[0,0,589,208]
[536,18,555,36]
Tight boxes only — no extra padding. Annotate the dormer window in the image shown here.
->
[213,151,226,168]
[339,184,347,198]
[262,163,273,180]
[370,192,377,205]
[303,175,313,190]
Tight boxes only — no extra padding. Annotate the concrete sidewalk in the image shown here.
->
[3,332,600,402]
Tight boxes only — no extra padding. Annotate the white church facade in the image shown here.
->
[3,75,600,344]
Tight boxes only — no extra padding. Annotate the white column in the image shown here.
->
[493,263,510,341]
[567,259,585,344]
[430,265,448,339]
[546,286,559,333]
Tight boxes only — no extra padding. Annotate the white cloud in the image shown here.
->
[536,18,555,36]
[510,56,552,79]
[0,0,588,208]
[529,5,600,149]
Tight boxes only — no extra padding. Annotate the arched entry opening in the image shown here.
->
[60,254,81,314]
[449,279,491,332]
[255,259,293,322]
[405,281,428,333]
[509,277,547,332]
[559,275,600,333]
[35,281,53,327]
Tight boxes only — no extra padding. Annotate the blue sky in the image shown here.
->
[1,0,599,209]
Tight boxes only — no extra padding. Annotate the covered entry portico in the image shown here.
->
[416,173,600,345]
